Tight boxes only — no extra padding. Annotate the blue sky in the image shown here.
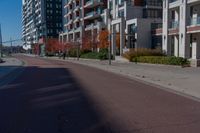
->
[0,0,22,46]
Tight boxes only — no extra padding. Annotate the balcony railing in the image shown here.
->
[85,0,93,5]
[151,23,163,33]
[170,21,179,29]
[74,27,81,31]
[85,24,93,29]
[190,17,200,26]
[85,11,101,17]
[85,0,102,6]
[85,23,99,29]
[169,0,179,3]
[145,1,162,7]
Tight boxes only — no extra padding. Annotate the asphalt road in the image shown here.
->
[0,55,200,133]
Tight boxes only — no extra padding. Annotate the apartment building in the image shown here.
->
[22,0,63,52]
[59,0,162,56]
[59,0,107,47]
[109,0,163,56]
[162,0,200,66]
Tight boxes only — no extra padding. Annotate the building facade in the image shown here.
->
[59,0,108,48]
[109,0,163,56]
[162,0,200,66]
[60,0,163,56]
[22,0,63,50]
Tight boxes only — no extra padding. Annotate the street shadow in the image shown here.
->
[0,66,121,133]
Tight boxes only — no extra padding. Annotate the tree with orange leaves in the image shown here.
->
[45,38,62,53]
[98,29,109,49]
[82,34,92,50]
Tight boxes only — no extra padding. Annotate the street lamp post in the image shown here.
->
[10,37,13,54]
[108,13,112,65]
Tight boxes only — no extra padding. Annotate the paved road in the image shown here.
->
[0,55,200,133]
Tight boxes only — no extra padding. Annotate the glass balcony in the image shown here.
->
[74,6,80,12]
[85,12,94,17]
[85,24,93,29]
[85,0,103,8]
[74,16,80,22]
[85,11,101,17]
[85,0,93,5]
[170,21,179,29]
[145,0,162,7]
[190,17,200,26]
[169,0,179,3]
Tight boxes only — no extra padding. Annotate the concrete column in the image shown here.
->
[162,0,169,55]
[67,33,69,42]
[124,1,127,19]
[175,9,179,22]
[168,36,172,56]
[120,18,125,56]
[73,32,75,42]
[111,24,116,55]
[192,40,197,59]
[174,36,179,57]
[80,29,83,43]
[66,33,69,43]
[196,33,200,59]
[61,35,64,43]
[112,0,116,19]
[191,34,200,59]
[179,1,187,58]
[59,34,62,43]
[126,24,130,48]
[185,34,191,58]
[91,28,94,51]
[116,5,119,19]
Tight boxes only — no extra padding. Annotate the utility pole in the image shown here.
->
[0,24,3,58]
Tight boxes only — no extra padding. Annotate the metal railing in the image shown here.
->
[85,0,102,5]
[190,17,200,26]
[169,0,179,3]
[170,21,179,29]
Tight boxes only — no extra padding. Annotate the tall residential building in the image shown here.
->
[22,0,63,49]
[109,0,163,56]
[162,0,200,66]
[59,0,108,46]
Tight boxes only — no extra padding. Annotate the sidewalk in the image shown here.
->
[0,57,23,79]
[49,56,200,100]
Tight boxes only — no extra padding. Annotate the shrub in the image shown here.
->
[123,48,164,61]
[80,48,113,60]
[98,48,109,60]
[68,48,78,57]
[80,52,100,59]
[133,56,190,66]
[80,49,92,55]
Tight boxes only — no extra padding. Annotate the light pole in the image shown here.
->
[108,13,112,65]
[10,37,13,54]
